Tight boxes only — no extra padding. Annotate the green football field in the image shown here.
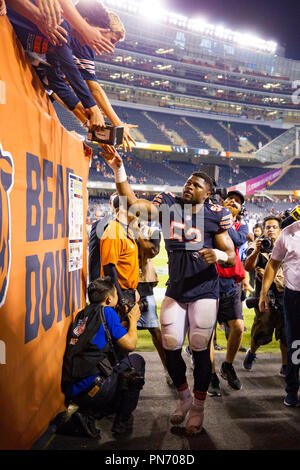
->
[136,241,280,354]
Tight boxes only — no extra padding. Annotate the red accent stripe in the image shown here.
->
[194,390,207,400]
[177,382,189,392]
[33,36,42,53]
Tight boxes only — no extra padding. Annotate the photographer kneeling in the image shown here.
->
[61,277,145,437]
[243,216,287,375]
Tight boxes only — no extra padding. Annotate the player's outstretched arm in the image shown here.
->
[99,144,158,222]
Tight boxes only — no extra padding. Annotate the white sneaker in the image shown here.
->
[185,399,205,435]
[170,389,193,425]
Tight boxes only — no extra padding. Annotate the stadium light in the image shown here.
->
[138,0,167,22]
[103,0,277,53]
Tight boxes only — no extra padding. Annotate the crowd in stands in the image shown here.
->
[98,52,294,96]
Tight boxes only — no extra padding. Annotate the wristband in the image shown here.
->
[213,249,229,263]
[114,164,127,183]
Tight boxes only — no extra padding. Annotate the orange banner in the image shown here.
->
[0,17,90,449]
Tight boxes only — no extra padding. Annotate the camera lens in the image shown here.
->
[261,237,273,251]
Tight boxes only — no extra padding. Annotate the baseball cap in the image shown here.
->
[227,190,245,205]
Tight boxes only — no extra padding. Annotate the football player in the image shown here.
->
[100,144,236,435]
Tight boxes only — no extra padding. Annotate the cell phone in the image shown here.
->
[87,125,124,146]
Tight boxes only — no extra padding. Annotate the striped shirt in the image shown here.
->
[70,37,97,82]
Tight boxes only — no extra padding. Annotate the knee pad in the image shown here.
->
[162,328,183,351]
[189,330,212,351]
[160,297,187,350]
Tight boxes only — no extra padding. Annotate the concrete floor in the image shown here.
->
[45,351,300,452]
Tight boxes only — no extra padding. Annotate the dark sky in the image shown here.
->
[165,0,300,60]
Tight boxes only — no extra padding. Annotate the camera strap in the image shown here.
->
[97,305,121,368]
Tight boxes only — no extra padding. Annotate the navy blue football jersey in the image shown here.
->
[152,192,233,302]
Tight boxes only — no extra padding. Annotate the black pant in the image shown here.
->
[284,287,300,395]
[72,354,145,419]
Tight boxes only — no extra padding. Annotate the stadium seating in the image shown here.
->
[52,102,87,137]
[52,100,286,154]
[268,168,300,190]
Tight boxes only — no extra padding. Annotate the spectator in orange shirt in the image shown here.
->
[100,194,157,313]
[100,194,139,309]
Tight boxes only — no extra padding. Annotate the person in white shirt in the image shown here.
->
[259,220,300,407]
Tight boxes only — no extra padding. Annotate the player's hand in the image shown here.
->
[87,105,106,131]
[120,123,138,152]
[198,248,217,264]
[36,0,62,28]
[99,144,123,171]
[127,303,141,323]
[129,215,140,233]
[35,19,68,46]
[0,0,7,16]
[259,293,269,313]
[81,25,115,56]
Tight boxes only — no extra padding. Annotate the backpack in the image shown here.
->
[88,214,111,282]
[61,303,115,390]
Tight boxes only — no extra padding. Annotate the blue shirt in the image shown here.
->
[70,306,127,397]
[7,4,97,110]
[46,21,97,109]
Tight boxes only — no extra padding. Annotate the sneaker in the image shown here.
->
[58,411,101,439]
[284,393,299,407]
[220,362,242,390]
[112,414,134,435]
[239,346,248,352]
[243,349,256,371]
[208,373,222,397]
[185,345,195,368]
[185,399,204,435]
[279,365,287,377]
[214,344,224,351]
[170,389,193,425]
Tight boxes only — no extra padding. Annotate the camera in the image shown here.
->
[211,187,228,204]
[245,296,259,309]
[138,297,149,313]
[117,295,149,324]
[281,205,300,229]
[88,125,124,146]
[118,367,145,392]
[246,291,280,313]
[260,237,274,253]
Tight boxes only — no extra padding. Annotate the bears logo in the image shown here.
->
[0,143,14,308]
